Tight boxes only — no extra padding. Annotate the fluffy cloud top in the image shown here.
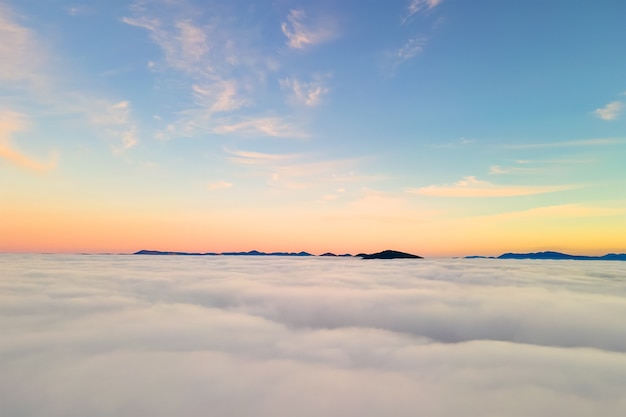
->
[1,255,626,416]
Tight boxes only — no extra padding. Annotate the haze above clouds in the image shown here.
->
[2,255,626,416]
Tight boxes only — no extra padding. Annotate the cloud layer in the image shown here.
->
[1,255,626,416]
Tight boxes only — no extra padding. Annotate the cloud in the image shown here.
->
[502,137,626,149]
[122,4,311,140]
[489,203,626,220]
[0,4,46,87]
[0,5,139,155]
[212,117,308,138]
[0,110,57,172]
[593,100,623,120]
[403,0,443,23]
[224,147,369,190]
[2,255,626,416]
[121,16,210,74]
[395,36,428,64]
[80,99,139,151]
[408,176,575,197]
[207,180,233,190]
[281,9,335,49]
[225,148,301,165]
[193,81,248,113]
[280,76,329,107]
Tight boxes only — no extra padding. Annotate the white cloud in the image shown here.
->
[212,117,308,138]
[0,4,46,87]
[2,255,626,416]
[0,5,139,156]
[403,0,443,23]
[503,137,626,149]
[80,99,139,151]
[224,147,368,190]
[281,9,335,49]
[122,5,312,140]
[207,180,233,190]
[280,76,329,107]
[409,176,575,197]
[488,203,626,220]
[0,110,57,172]
[225,148,301,165]
[397,36,427,61]
[593,100,623,120]
[192,81,248,113]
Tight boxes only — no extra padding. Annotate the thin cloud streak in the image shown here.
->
[212,117,308,139]
[487,203,626,220]
[280,76,329,107]
[207,180,233,190]
[281,9,335,49]
[0,111,57,172]
[409,176,576,197]
[0,4,47,87]
[502,138,626,149]
[396,36,428,64]
[405,0,443,22]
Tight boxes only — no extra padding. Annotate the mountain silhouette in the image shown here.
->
[134,249,313,256]
[496,251,626,261]
[360,250,422,259]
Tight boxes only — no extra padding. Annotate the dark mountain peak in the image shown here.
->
[134,250,214,256]
[498,251,626,261]
[360,250,422,260]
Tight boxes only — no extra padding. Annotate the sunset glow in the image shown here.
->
[1,0,625,256]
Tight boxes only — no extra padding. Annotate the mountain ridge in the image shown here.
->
[465,251,626,261]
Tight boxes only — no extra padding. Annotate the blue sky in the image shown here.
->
[1,0,625,254]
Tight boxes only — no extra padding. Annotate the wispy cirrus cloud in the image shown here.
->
[403,0,443,23]
[225,147,370,190]
[192,81,249,114]
[123,3,311,140]
[0,5,140,156]
[225,148,302,166]
[281,9,336,49]
[280,76,329,107]
[395,36,428,65]
[503,137,626,149]
[121,16,210,75]
[389,0,443,73]
[207,180,233,191]
[212,117,307,139]
[408,176,576,197]
[0,111,57,173]
[78,98,139,151]
[593,100,623,120]
[0,4,46,88]
[489,203,626,220]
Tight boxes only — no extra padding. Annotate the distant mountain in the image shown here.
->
[135,249,313,257]
[134,250,217,256]
[465,255,495,259]
[497,251,626,261]
[360,250,422,260]
[222,250,313,257]
[320,252,354,257]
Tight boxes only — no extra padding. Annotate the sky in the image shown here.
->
[1,0,625,255]
[2,255,626,416]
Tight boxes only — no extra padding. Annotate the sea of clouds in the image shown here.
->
[1,254,626,417]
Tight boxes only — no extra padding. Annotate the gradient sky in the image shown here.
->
[1,0,625,256]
